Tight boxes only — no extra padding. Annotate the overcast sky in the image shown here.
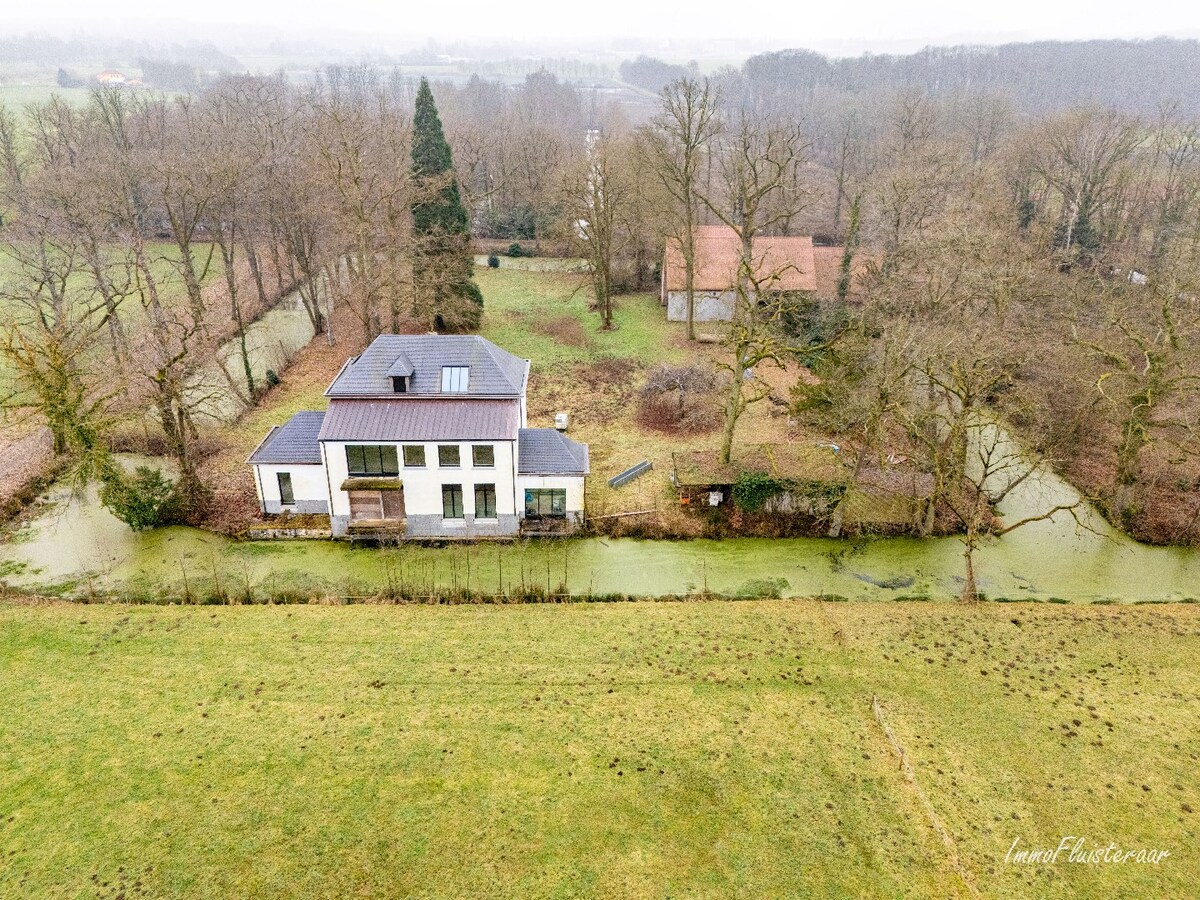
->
[8,0,1200,55]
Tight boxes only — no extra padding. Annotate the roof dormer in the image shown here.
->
[387,353,415,393]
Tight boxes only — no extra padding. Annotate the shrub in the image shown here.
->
[732,471,787,512]
[635,364,722,434]
[507,242,524,257]
[487,253,500,268]
[99,465,180,531]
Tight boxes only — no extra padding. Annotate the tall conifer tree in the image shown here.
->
[411,78,481,330]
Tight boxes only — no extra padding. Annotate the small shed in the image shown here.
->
[671,444,849,513]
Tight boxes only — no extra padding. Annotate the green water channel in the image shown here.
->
[2,443,1196,601]
[188,290,319,422]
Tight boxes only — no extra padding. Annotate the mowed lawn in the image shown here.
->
[2,601,1198,898]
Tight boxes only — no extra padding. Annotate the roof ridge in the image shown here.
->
[475,335,525,394]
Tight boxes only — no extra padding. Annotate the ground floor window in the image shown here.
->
[474,483,497,518]
[525,488,566,518]
[442,484,464,519]
[277,472,294,505]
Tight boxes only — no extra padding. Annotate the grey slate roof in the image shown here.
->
[518,428,590,475]
[319,399,521,442]
[327,335,529,397]
[248,411,325,465]
[385,353,414,377]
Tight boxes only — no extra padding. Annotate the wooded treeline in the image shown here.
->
[0,68,481,516]
[615,39,1200,119]
[436,62,1200,553]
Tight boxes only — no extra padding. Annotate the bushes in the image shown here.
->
[507,242,525,257]
[487,253,500,268]
[99,465,181,531]
[635,364,723,434]
[732,471,788,512]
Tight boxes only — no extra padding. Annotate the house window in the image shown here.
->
[277,472,295,505]
[525,488,567,518]
[441,366,469,392]
[472,444,495,467]
[403,445,426,467]
[442,484,464,519]
[346,445,399,477]
[391,376,407,393]
[438,444,461,468]
[475,483,497,519]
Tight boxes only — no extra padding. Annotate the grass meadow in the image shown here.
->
[1,599,1196,898]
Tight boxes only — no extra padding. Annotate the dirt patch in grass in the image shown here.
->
[532,314,592,347]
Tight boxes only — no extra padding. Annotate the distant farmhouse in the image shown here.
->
[661,225,868,321]
[249,335,589,539]
[661,225,817,322]
[95,70,126,85]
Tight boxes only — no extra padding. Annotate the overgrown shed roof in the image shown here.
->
[672,443,848,487]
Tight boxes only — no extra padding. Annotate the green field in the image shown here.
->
[0,84,94,111]
[1,599,1196,898]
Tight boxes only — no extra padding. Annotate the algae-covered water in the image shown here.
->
[2,445,1196,601]
[188,290,319,422]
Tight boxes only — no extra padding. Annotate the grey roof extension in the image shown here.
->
[319,399,521,442]
[518,428,590,475]
[248,411,325,465]
[327,335,529,398]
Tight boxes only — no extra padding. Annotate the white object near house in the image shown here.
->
[248,335,589,539]
[554,412,569,431]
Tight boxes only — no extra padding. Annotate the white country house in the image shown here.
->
[248,335,588,538]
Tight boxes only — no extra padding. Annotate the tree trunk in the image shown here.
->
[960,542,978,602]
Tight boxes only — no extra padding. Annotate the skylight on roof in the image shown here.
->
[441,366,469,392]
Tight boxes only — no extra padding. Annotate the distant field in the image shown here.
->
[0,84,93,110]
[1,600,1195,898]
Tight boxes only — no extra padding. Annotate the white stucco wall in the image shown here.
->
[253,463,329,514]
[666,290,741,322]
[323,439,519,521]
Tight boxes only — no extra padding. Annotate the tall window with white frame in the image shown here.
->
[277,472,294,506]
[442,484,464,520]
[474,483,497,519]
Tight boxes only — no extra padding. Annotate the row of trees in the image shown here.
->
[0,70,475,517]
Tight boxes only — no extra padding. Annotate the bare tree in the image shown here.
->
[699,111,810,462]
[645,77,722,340]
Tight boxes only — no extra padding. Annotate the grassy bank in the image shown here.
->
[2,600,1196,898]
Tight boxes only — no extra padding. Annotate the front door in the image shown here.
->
[348,490,384,522]
[349,489,405,522]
